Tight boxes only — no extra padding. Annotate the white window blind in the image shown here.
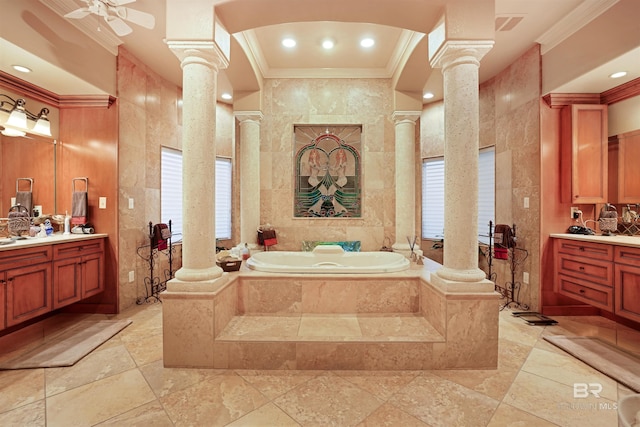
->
[161,147,183,239]
[477,147,495,244]
[161,147,233,240]
[215,158,232,239]
[421,147,495,243]
[421,157,445,239]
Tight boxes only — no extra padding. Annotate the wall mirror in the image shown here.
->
[0,134,57,218]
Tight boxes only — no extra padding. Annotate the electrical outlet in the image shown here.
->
[128,271,135,282]
[128,198,134,209]
[523,272,529,284]
[99,197,107,209]
[570,207,580,219]
[523,197,529,209]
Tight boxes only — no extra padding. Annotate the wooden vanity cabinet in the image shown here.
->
[614,246,640,323]
[0,246,53,328]
[53,239,104,309]
[611,129,640,203]
[554,239,614,311]
[561,104,608,204]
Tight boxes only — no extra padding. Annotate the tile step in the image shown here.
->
[216,313,445,343]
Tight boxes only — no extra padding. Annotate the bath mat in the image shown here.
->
[0,319,132,370]
[544,335,640,392]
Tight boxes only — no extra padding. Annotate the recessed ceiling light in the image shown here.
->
[423,92,435,99]
[322,39,335,50]
[609,71,627,79]
[282,38,296,48]
[360,38,375,48]
[12,65,31,73]
[221,93,232,100]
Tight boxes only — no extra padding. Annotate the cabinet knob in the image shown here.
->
[579,266,585,271]
[579,247,585,251]
[579,289,585,293]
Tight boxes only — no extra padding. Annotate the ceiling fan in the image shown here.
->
[64,0,155,37]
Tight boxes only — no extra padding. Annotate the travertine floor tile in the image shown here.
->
[0,369,44,413]
[503,371,618,427]
[139,359,224,398]
[226,402,301,426]
[356,402,431,426]
[235,369,322,400]
[486,403,559,426]
[333,370,420,400]
[94,401,173,426]
[520,347,618,401]
[160,371,268,426]
[45,369,156,427]
[45,344,137,396]
[0,399,45,427]
[388,373,500,427]
[273,374,383,426]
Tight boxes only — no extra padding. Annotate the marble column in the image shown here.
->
[392,111,422,259]
[431,42,493,286]
[167,43,229,288]
[236,112,263,250]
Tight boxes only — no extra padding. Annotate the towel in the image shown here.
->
[15,191,32,217]
[151,223,169,250]
[71,191,88,225]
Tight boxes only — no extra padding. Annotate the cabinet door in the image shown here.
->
[561,104,608,203]
[0,274,5,330]
[53,257,82,309]
[82,252,104,298]
[617,130,640,203]
[6,263,52,327]
[615,263,640,323]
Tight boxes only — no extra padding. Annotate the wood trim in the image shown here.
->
[0,71,59,107]
[601,77,640,105]
[543,93,601,108]
[59,95,116,108]
[0,71,115,109]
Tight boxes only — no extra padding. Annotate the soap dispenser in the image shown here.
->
[63,211,71,235]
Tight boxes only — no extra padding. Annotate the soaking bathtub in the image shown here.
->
[246,244,410,273]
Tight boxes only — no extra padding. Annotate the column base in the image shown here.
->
[174,265,223,284]
[435,265,487,284]
[430,271,495,293]
[166,273,228,293]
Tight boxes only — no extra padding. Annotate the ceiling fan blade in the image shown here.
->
[64,8,91,19]
[116,6,155,29]
[105,16,132,36]
[110,0,136,5]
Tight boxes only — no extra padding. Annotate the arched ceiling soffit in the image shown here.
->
[216,0,446,94]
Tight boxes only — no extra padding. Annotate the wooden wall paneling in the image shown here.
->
[58,101,118,314]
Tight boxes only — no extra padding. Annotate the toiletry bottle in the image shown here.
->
[64,211,71,235]
[242,243,250,260]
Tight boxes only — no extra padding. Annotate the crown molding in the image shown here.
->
[536,0,619,55]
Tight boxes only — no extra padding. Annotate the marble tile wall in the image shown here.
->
[420,45,542,310]
[259,79,396,251]
[117,48,234,311]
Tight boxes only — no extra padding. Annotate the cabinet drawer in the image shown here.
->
[614,245,640,266]
[53,239,104,259]
[0,246,52,271]
[557,274,613,312]
[555,239,613,260]
[556,253,613,287]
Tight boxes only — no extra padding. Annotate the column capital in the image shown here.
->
[391,111,420,125]
[430,40,494,72]
[235,111,264,124]
[166,40,229,71]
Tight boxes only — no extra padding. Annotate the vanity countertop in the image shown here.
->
[550,233,640,248]
[0,233,108,252]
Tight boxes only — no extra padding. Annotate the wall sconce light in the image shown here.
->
[0,94,52,137]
